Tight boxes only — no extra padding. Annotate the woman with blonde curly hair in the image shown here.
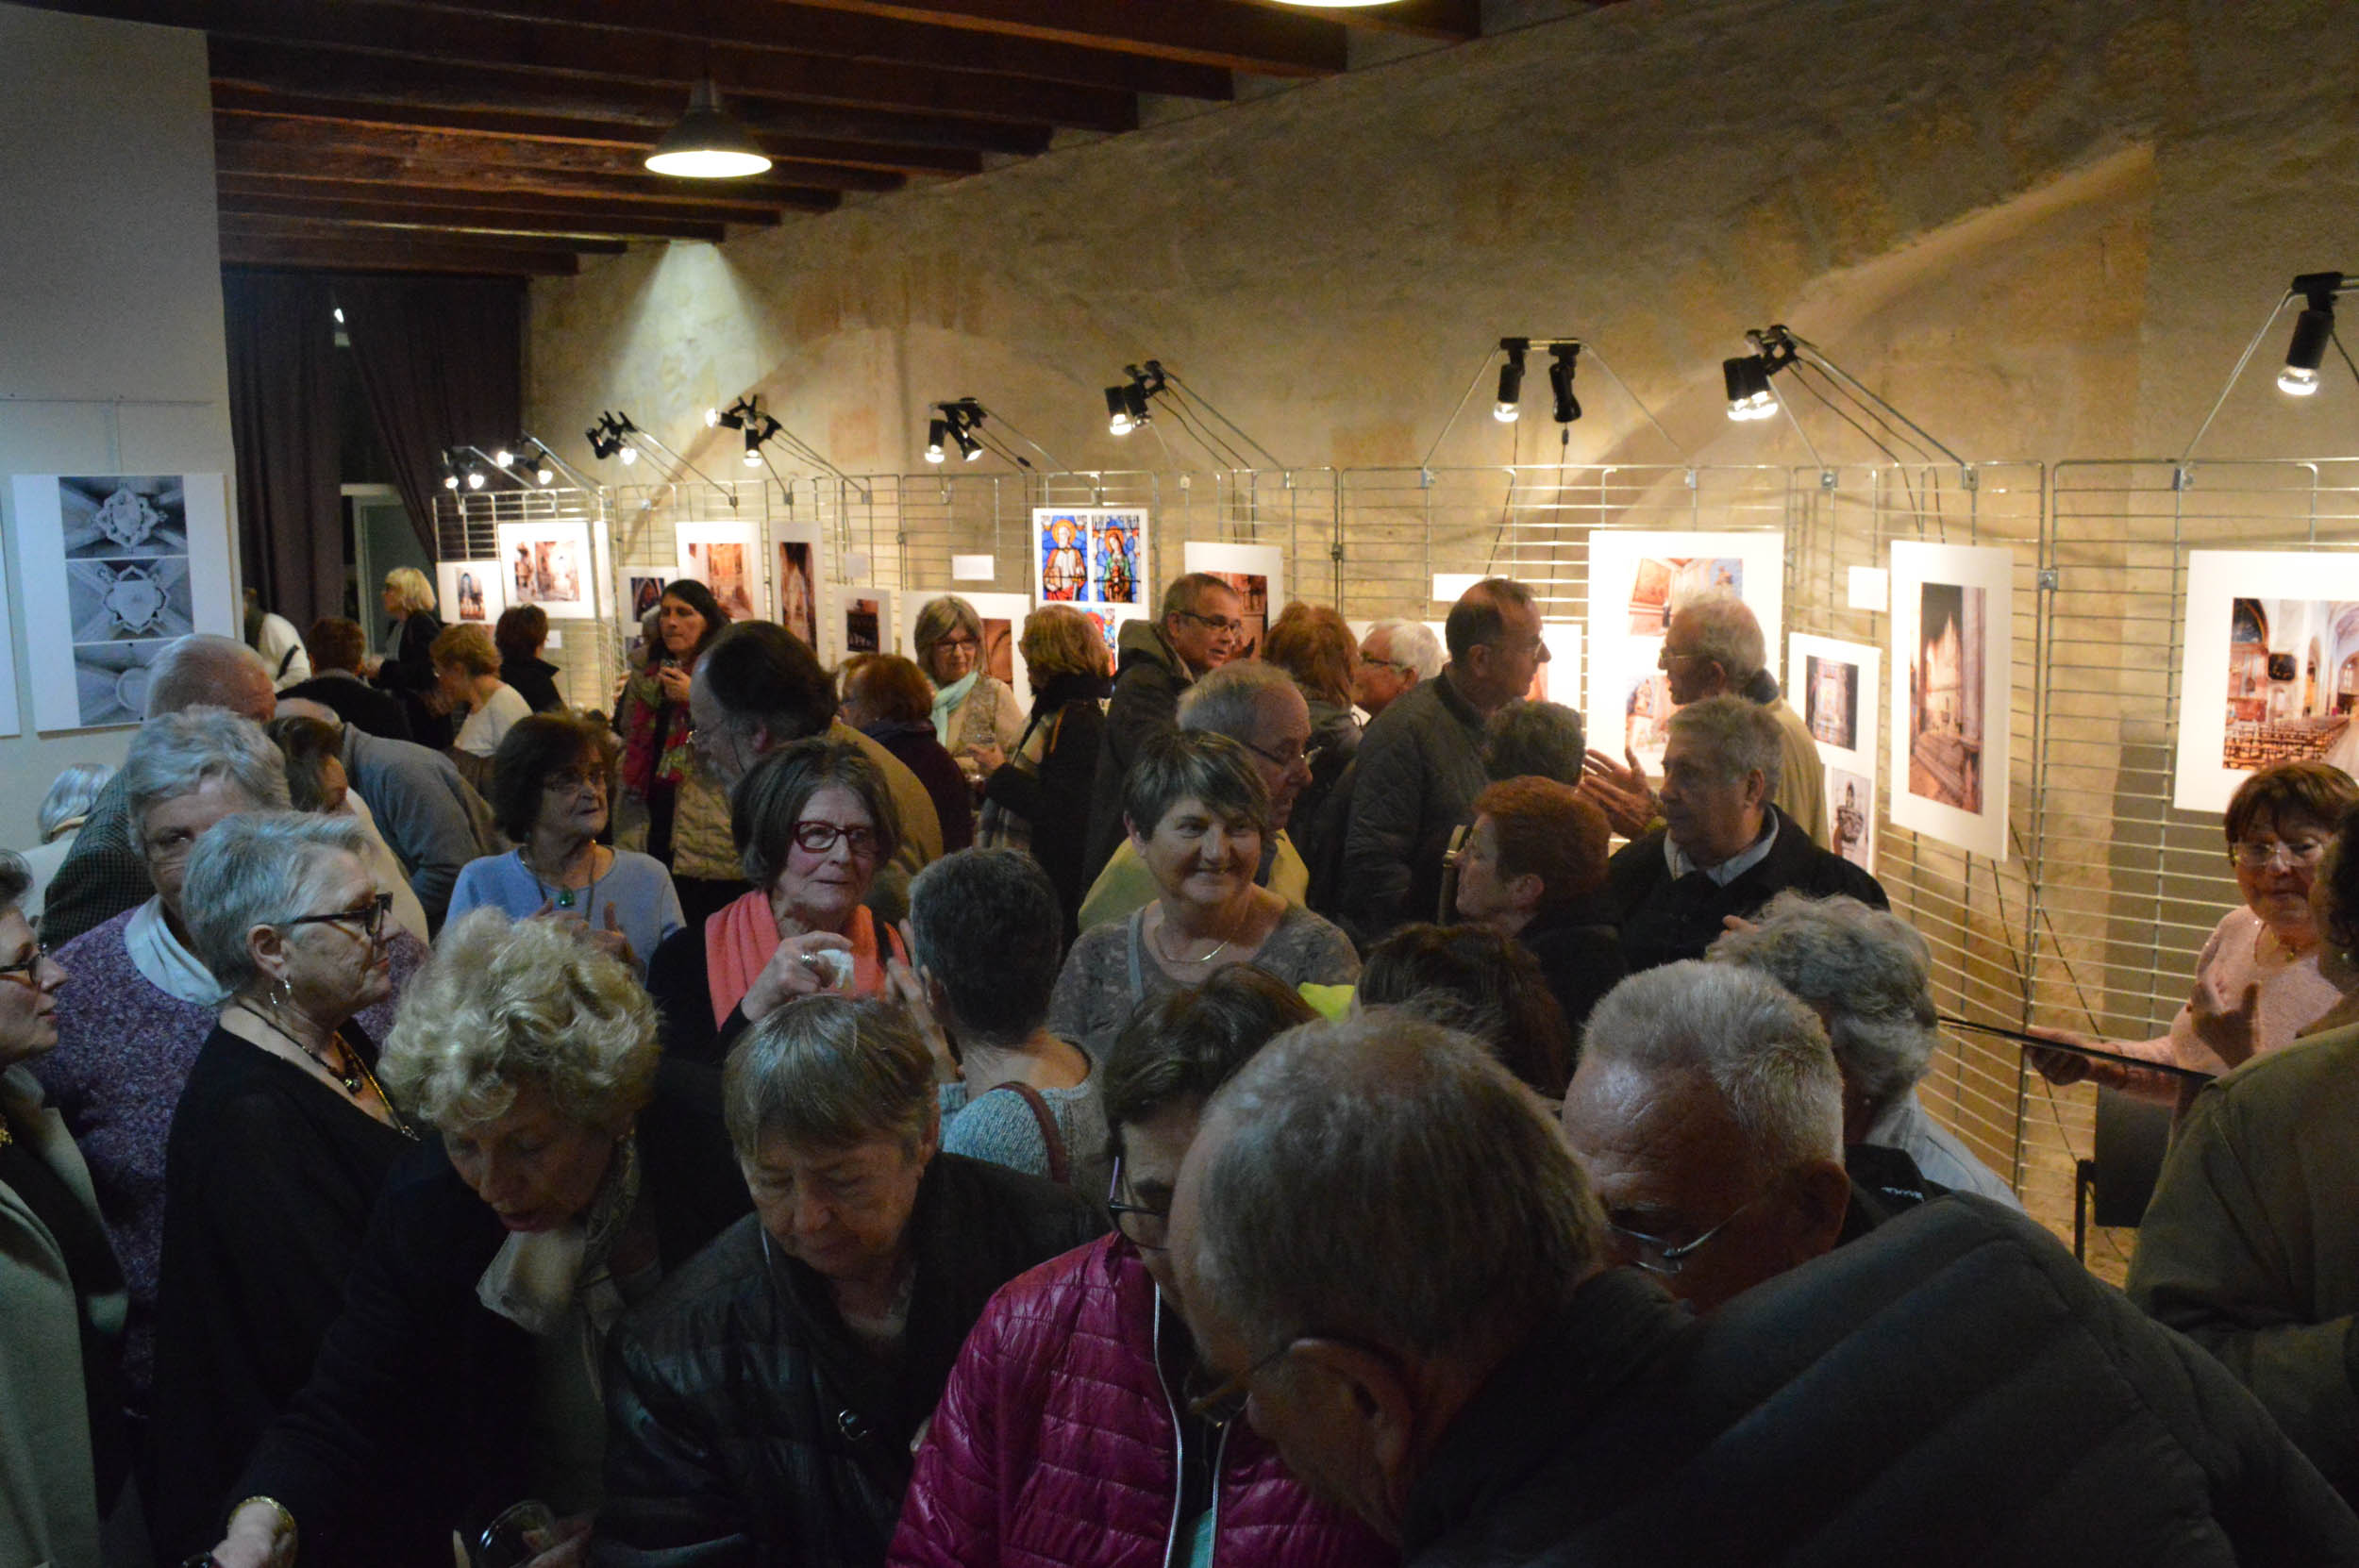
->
[203,909,748,1568]
[976,604,1113,941]
[369,566,451,749]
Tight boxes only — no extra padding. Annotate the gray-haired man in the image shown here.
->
[1168,1009,2359,1565]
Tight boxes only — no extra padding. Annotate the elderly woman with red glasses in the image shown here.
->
[647,738,910,1067]
[147,813,419,1565]
[892,964,1394,1568]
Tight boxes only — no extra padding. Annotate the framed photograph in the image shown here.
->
[1585,529,1785,771]
[1033,507,1148,608]
[436,559,503,627]
[834,587,899,666]
[675,521,763,625]
[496,520,596,621]
[12,474,235,731]
[1791,632,1882,874]
[1183,542,1283,661]
[912,590,1032,709]
[1888,541,2012,859]
[768,519,825,652]
[2171,550,2359,811]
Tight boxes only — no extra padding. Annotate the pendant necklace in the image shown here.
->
[239,1002,419,1140]
[1155,910,1236,967]
[526,842,604,918]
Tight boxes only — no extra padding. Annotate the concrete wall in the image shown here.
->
[526,0,2359,486]
[0,5,232,850]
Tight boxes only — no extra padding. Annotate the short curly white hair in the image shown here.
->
[378,908,658,1133]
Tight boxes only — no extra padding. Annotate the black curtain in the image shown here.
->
[224,269,343,631]
[336,275,526,559]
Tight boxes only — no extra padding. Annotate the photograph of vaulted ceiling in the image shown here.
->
[17,0,1489,276]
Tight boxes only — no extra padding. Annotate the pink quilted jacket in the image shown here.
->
[889,1234,1397,1568]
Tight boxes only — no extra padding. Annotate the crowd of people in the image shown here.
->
[7,562,2359,1568]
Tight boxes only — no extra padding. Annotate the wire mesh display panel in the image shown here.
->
[433,485,617,715]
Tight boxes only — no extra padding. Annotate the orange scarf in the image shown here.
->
[705,889,897,1027]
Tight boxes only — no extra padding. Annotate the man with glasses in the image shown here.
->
[1352,621,1443,720]
[1342,578,1548,942]
[1166,1008,2359,1566]
[1076,661,1320,929]
[1081,573,1244,889]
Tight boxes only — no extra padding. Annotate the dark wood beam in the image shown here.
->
[725,0,1349,75]
[11,0,1131,129]
[221,213,628,254]
[219,234,584,275]
[218,189,733,242]
[1230,0,1481,42]
[209,39,1050,158]
[371,0,1233,100]
[215,114,908,194]
[209,87,989,176]
[212,142,845,214]
[217,172,782,225]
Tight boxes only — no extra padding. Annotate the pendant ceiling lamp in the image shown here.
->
[645,78,772,179]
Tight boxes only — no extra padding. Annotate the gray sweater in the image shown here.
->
[1046,903,1361,1061]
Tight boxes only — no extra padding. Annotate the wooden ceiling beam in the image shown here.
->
[209,87,989,176]
[221,213,628,255]
[724,0,1349,75]
[12,0,1129,129]
[220,234,584,275]
[215,114,908,194]
[367,0,1232,100]
[1230,0,1481,42]
[208,39,1050,157]
[213,142,844,214]
[218,190,732,242]
[217,173,778,225]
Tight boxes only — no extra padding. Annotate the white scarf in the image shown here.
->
[124,896,226,1008]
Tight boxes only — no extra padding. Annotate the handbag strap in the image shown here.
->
[987,1080,1069,1185]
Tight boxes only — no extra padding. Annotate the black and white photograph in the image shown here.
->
[68,556,193,642]
[71,640,171,727]
[59,475,190,559]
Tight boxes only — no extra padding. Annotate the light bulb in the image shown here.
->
[332,306,344,325]
[1492,400,1519,423]
[2281,365,2321,396]
[493,448,513,468]
[705,408,722,427]
[464,469,486,491]
[536,464,555,486]
[962,442,984,462]
[743,447,762,468]
[442,472,459,491]
[619,445,638,465]
[1109,411,1135,437]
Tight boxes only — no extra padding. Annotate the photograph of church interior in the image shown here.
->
[8,0,2359,1562]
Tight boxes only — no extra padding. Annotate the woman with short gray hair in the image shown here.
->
[206,909,751,1568]
[148,812,419,1562]
[35,710,426,1411]
[1047,730,1358,1060]
[912,593,1024,783]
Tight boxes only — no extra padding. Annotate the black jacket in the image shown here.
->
[374,612,452,750]
[1605,805,1887,974]
[1514,896,1626,1040]
[502,655,566,714]
[593,1154,1108,1568]
[981,674,1110,943]
[234,1063,749,1567]
[1081,624,1194,888]
[280,670,414,742]
[1405,1197,2359,1567]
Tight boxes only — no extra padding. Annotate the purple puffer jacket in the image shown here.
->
[890,1233,1396,1568]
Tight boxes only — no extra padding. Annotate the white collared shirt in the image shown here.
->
[1665,814,1780,888]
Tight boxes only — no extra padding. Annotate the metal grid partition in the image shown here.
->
[433,484,618,715]
[2033,458,2359,1274]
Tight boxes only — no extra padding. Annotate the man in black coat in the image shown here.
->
[1168,1013,2359,1568]
[1607,694,1883,973]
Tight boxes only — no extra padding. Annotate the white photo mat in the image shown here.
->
[496,520,597,621]
[767,518,827,653]
[436,559,505,628]
[833,586,899,667]
[1183,541,1284,660]
[1032,506,1148,609]
[1790,632,1882,875]
[2170,549,2359,812]
[12,473,234,731]
[674,520,764,626]
[1888,541,2013,860]
[1585,529,1785,771]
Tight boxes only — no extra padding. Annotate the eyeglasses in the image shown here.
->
[791,820,882,859]
[0,945,54,990]
[1360,656,1415,676]
[1188,1337,1298,1424]
[1174,609,1245,636]
[1606,1197,1763,1277]
[1107,1155,1168,1251]
[1242,738,1323,776]
[542,769,609,795]
[1656,645,1709,670]
[280,892,394,942]
[2231,837,2329,870]
[933,634,979,650]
